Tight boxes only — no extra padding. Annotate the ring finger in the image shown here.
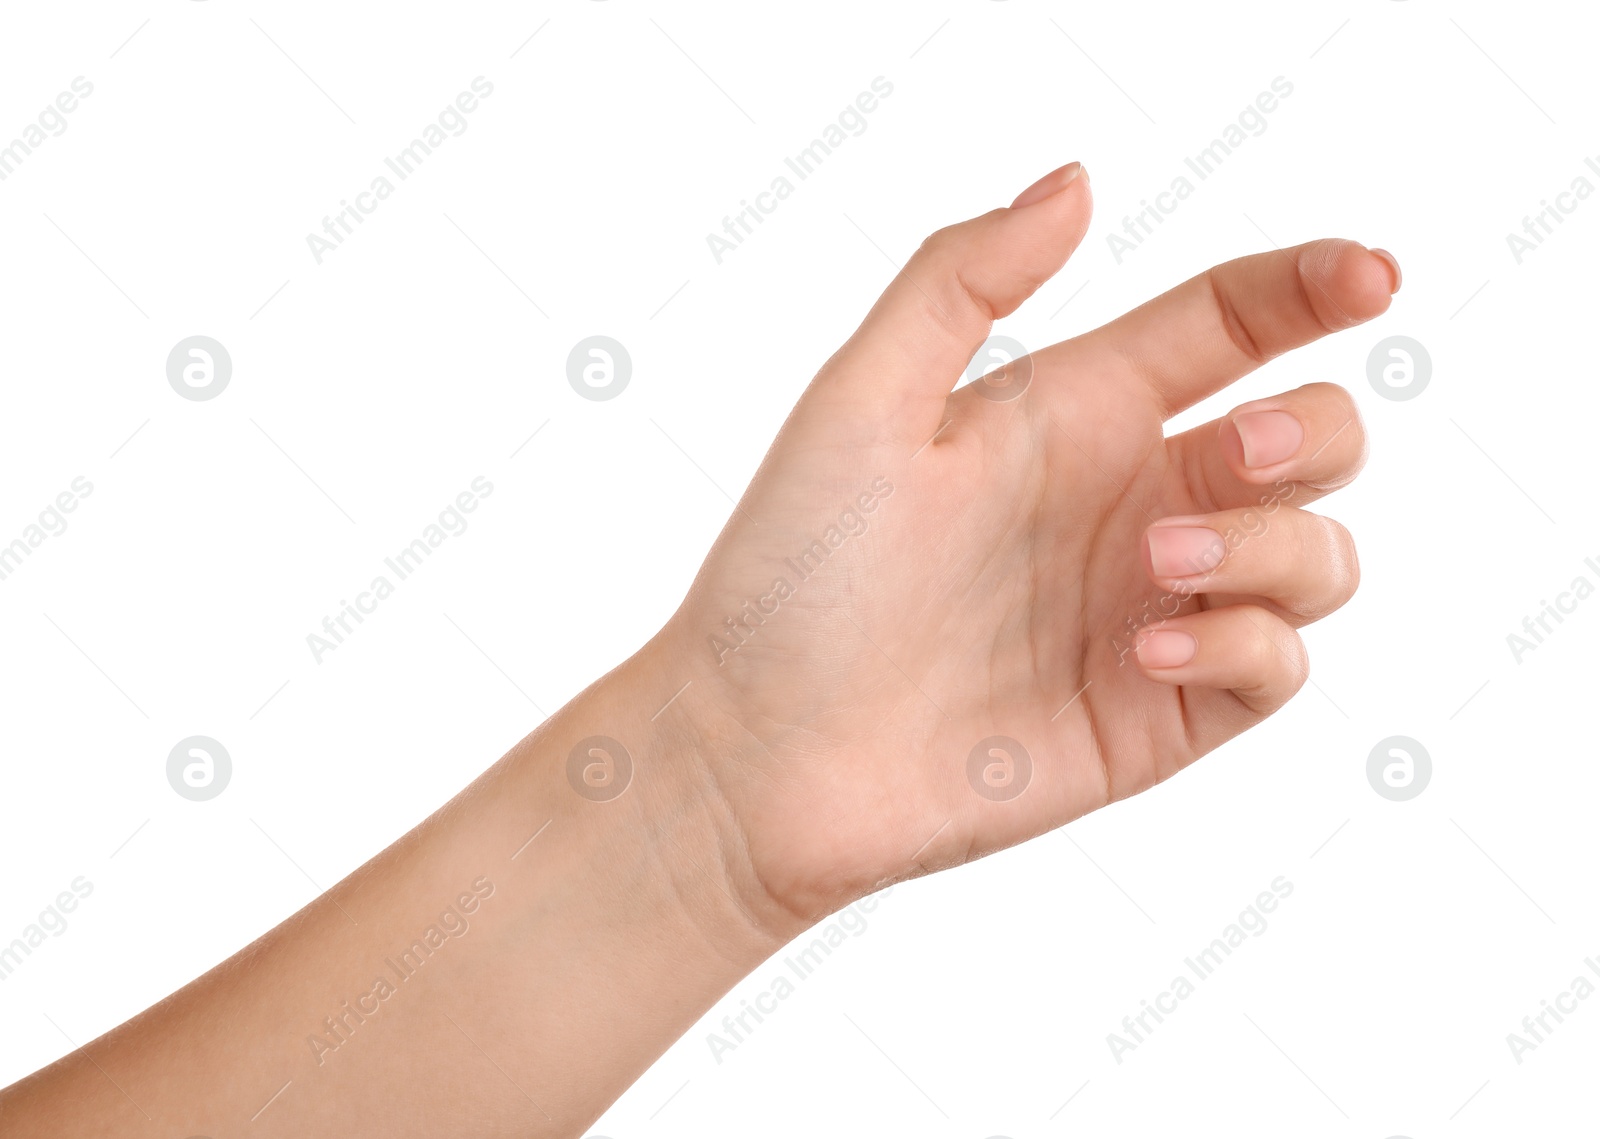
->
[1142,504,1360,626]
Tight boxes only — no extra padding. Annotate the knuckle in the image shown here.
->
[1299,382,1370,486]
[917,219,973,262]
[1207,266,1268,365]
[1264,614,1311,693]
[914,216,1003,324]
[1317,516,1361,607]
[1298,380,1353,412]
[1282,514,1359,619]
[1220,605,1308,714]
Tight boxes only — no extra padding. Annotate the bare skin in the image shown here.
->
[0,161,1396,1136]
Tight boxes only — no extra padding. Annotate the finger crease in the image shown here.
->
[1206,267,1267,366]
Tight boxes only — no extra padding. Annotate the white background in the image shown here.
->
[1,1,1595,1135]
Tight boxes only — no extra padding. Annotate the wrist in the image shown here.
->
[512,645,808,968]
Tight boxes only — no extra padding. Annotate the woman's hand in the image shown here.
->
[0,160,1399,1139]
[646,161,1397,932]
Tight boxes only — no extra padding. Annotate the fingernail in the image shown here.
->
[1146,526,1226,579]
[1233,410,1304,469]
[1369,247,1402,294]
[1010,161,1084,209]
[1137,630,1197,669]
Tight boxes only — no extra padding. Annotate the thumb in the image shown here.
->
[819,161,1093,429]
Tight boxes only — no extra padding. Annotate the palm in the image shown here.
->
[665,169,1392,922]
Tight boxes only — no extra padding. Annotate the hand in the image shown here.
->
[646,162,1398,930]
[0,160,1401,1138]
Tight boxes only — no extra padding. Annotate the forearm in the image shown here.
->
[0,647,788,1138]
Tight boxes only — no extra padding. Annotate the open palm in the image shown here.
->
[656,163,1396,927]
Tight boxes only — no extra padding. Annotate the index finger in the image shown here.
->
[1079,238,1400,419]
